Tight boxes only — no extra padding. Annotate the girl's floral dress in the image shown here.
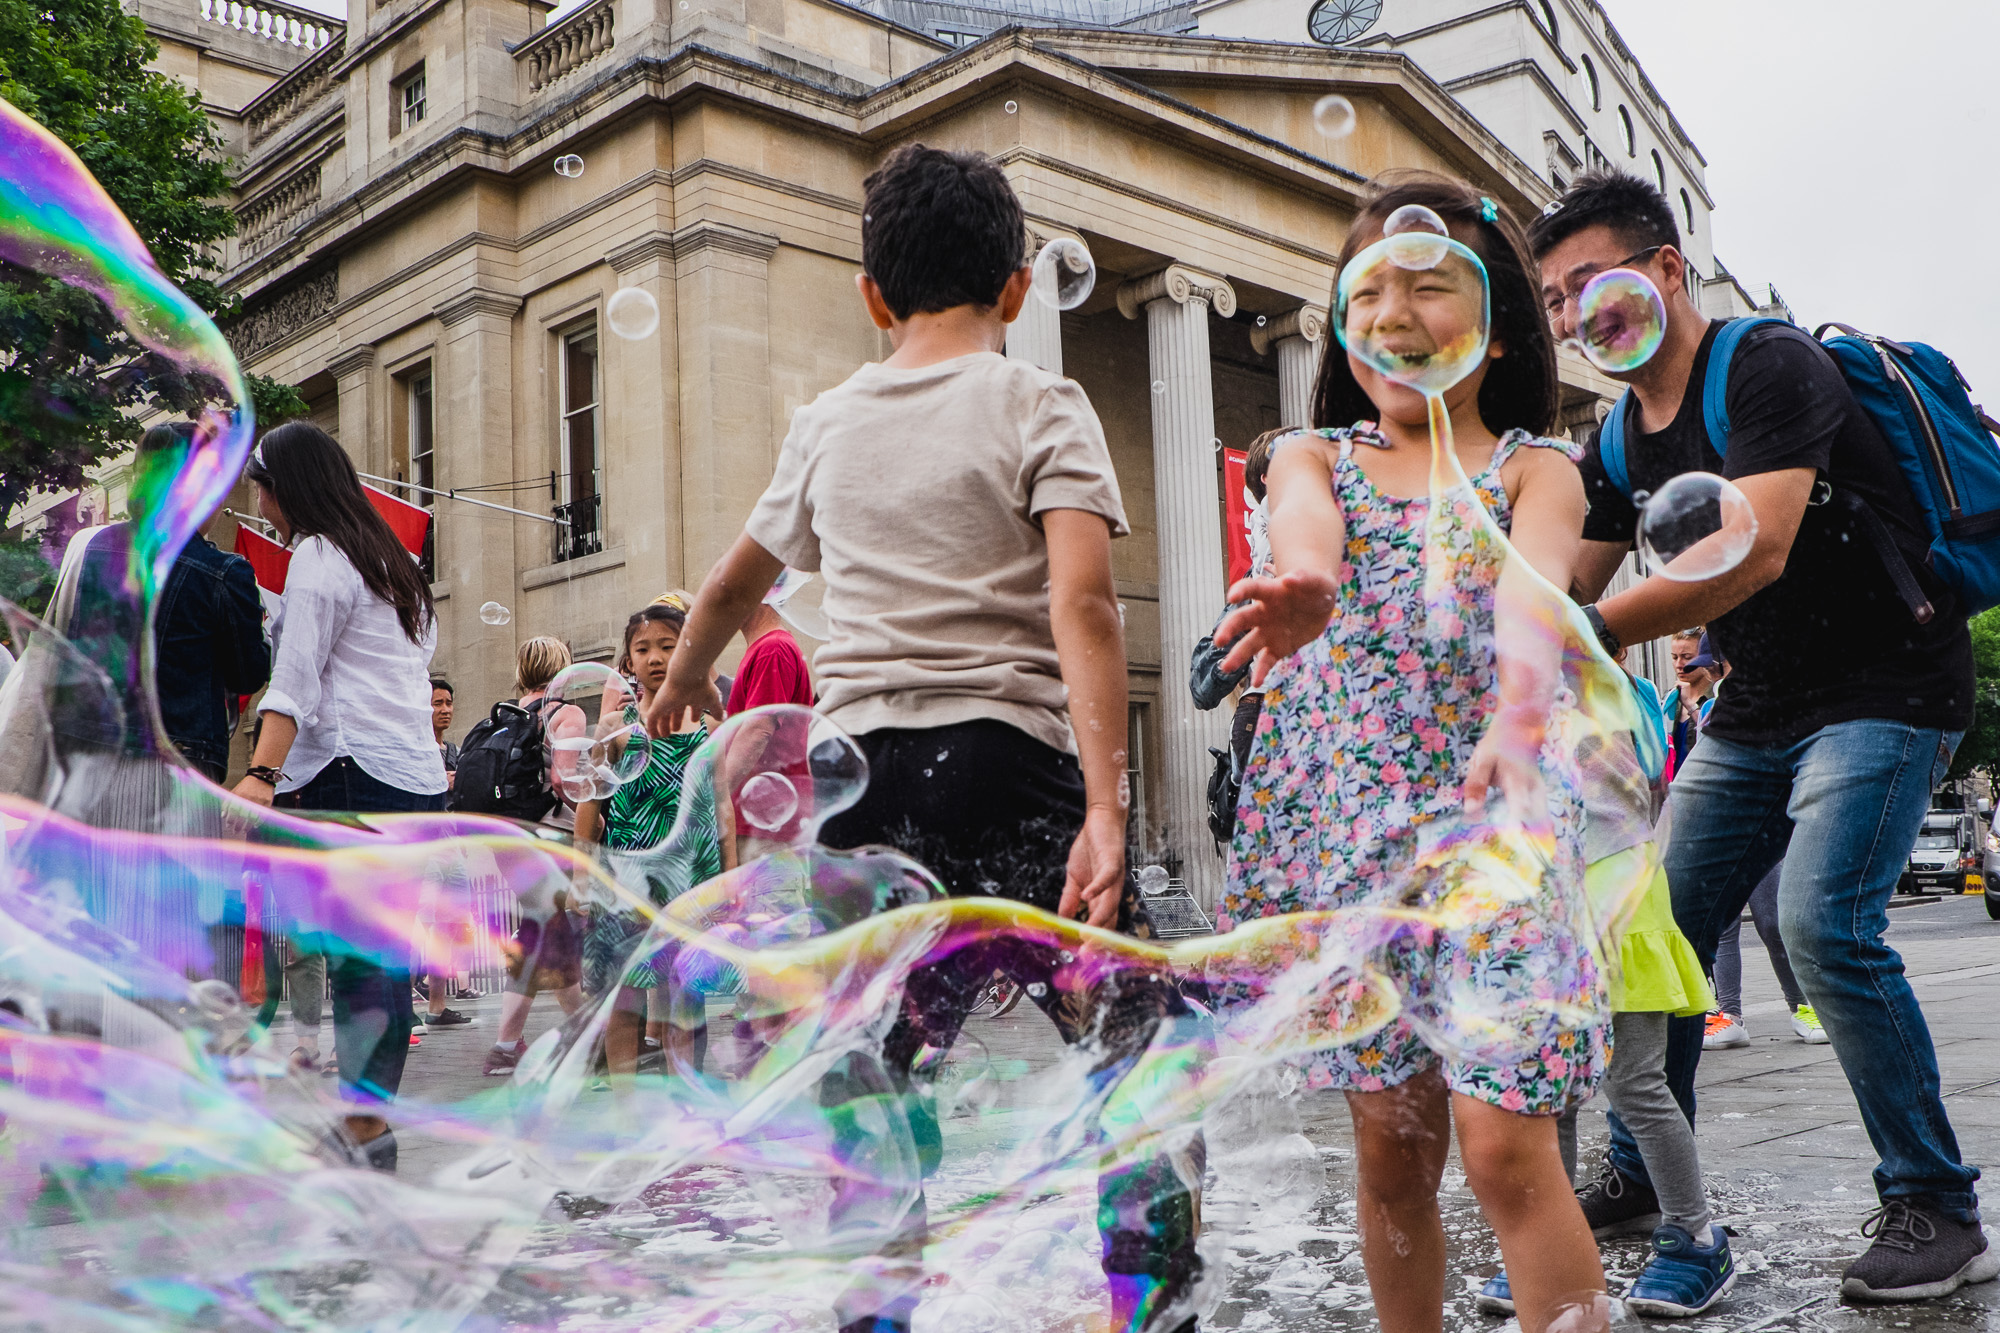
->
[1219,424,1607,1115]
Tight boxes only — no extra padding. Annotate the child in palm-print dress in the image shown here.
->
[1212,180,1612,1333]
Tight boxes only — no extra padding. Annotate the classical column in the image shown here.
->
[1006,229,1066,375]
[433,290,523,720]
[607,232,680,600]
[673,220,779,584]
[1118,263,1237,908]
[1250,303,1328,428]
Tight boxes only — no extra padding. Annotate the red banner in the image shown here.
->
[233,525,292,595]
[365,484,432,557]
[1223,447,1251,587]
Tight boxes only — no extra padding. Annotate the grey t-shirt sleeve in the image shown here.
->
[1024,379,1130,535]
[744,413,822,571]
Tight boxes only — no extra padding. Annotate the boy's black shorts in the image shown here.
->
[820,717,1084,912]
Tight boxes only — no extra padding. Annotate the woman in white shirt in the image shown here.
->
[232,421,446,1172]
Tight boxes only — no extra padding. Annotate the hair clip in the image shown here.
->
[1479,196,1499,223]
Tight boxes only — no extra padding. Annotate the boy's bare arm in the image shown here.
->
[647,533,786,737]
[1044,508,1128,928]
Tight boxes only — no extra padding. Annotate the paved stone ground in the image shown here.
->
[230,891,2000,1330]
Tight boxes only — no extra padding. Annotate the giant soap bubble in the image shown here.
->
[1637,472,1760,581]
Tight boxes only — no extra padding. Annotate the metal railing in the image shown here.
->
[552,492,603,563]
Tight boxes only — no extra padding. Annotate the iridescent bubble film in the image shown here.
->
[1030,237,1096,312]
[1636,472,1760,582]
[1572,266,1667,373]
[0,96,1661,1333]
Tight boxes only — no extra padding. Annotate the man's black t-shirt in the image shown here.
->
[1579,320,1972,747]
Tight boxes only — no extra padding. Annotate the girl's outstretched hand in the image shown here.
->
[1461,714,1551,834]
[1214,569,1339,684]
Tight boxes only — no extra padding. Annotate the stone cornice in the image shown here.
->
[1249,303,1327,355]
[327,345,376,378]
[434,291,524,327]
[606,221,780,273]
[1117,264,1237,321]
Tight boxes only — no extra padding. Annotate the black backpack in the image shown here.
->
[1206,746,1241,845]
[449,698,557,821]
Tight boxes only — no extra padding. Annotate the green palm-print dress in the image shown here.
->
[583,727,723,993]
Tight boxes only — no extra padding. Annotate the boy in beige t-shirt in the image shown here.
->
[649,144,1202,1333]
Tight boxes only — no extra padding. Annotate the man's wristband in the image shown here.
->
[1582,605,1621,658]
[244,764,286,785]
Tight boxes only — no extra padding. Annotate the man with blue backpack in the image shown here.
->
[1531,171,1996,1305]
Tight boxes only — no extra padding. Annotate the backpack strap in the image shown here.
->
[1699,316,1786,461]
[1598,391,1636,497]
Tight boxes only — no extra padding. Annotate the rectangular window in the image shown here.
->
[556,326,602,561]
[393,64,426,135]
[408,370,436,579]
[1127,700,1151,855]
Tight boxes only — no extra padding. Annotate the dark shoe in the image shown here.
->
[425,1007,473,1027]
[1576,1160,1663,1238]
[1841,1200,2000,1302]
[483,1040,526,1076]
[320,1127,398,1173]
[1626,1225,1735,1317]
[1476,1270,1515,1315]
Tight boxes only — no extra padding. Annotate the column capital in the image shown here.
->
[1116,263,1237,321]
[1249,302,1328,355]
[435,291,523,328]
[326,344,376,380]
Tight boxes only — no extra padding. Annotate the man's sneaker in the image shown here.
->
[483,1040,527,1077]
[1577,1161,1663,1238]
[1476,1270,1515,1315]
[1625,1225,1735,1317]
[1790,1004,1830,1045]
[1841,1200,2000,1302]
[425,1007,474,1028]
[1702,1013,1748,1049]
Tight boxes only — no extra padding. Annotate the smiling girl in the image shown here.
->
[1215,177,1609,1333]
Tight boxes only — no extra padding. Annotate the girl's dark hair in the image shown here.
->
[1310,174,1558,438]
[245,421,436,642]
[617,601,686,673]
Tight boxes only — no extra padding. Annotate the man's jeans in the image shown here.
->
[1605,719,1980,1221]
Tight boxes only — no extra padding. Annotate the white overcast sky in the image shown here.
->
[285,0,2000,396]
[1599,0,2000,396]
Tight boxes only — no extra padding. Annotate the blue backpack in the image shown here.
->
[1598,317,2000,622]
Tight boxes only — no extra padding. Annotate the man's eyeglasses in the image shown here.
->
[1544,245,1666,318]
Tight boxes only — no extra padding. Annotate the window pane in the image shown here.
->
[563,330,599,502]
[410,373,434,497]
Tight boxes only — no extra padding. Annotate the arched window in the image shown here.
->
[1680,188,1696,232]
[1579,53,1600,110]
[1618,106,1635,156]
[1537,0,1560,43]
[1651,149,1666,193]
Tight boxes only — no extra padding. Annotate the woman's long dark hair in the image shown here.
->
[247,421,435,642]
[1310,174,1559,437]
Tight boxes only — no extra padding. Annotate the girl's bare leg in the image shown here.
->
[1345,1069,1453,1333]
[1455,1093,1607,1333]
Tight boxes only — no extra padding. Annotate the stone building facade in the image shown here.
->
[68,0,1761,900]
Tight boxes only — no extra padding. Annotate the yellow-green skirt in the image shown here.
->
[1585,846,1712,1017]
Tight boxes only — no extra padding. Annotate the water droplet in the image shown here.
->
[479,601,511,626]
[606,287,660,340]
[1311,94,1356,139]
[1255,314,1267,327]
[553,154,584,178]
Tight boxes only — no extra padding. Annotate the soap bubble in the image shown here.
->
[606,286,660,340]
[1151,380,1167,395]
[1638,472,1759,582]
[1004,100,1018,114]
[1335,232,1490,395]
[478,600,511,625]
[553,153,584,178]
[1030,236,1095,311]
[1572,266,1666,373]
[738,771,800,831]
[1383,202,1448,237]
[1311,93,1356,138]
[1378,202,1452,271]
[545,661,651,799]
[1137,863,1170,894]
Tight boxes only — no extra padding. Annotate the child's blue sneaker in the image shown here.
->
[1625,1224,1736,1318]
[1475,1269,1515,1316]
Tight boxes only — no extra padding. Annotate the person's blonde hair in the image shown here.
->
[516,636,573,695]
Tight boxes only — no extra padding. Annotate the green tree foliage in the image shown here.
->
[1946,606,2000,784]
[0,0,297,521]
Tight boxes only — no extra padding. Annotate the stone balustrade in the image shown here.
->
[196,0,338,53]
[516,0,615,94]
[238,162,321,257]
[242,32,346,147]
